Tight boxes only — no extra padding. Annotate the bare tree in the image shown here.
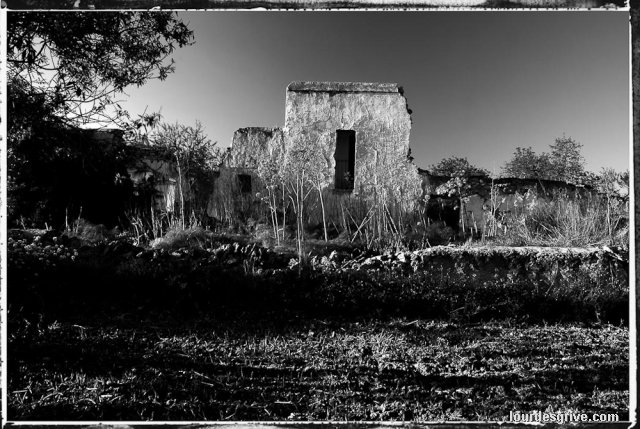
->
[149,121,221,228]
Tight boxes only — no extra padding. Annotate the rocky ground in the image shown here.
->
[6,228,631,421]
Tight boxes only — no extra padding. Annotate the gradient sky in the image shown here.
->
[121,11,630,173]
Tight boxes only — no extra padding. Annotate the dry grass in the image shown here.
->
[494,196,628,248]
[150,226,215,250]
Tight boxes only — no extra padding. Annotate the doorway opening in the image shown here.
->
[334,130,355,191]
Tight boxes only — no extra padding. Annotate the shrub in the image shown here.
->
[253,222,276,248]
[425,221,455,245]
[497,194,628,248]
[66,218,111,244]
[150,226,213,250]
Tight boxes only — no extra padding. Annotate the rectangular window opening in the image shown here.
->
[238,174,252,194]
[334,130,355,191]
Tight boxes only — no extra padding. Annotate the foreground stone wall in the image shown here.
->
[339,245,629,294]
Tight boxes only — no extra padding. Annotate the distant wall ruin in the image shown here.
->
[125,145,184,214]
[226,127,285,171]
[208,127,284,221]
[419,171,627,234]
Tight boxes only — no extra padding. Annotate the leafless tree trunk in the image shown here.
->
[318,187,328,242]
[175,153,185,229]
[281,185,286,242]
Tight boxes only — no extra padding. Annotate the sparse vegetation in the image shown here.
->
[475,184,629,249]
[494,193,628,248]
[147,120,222,228]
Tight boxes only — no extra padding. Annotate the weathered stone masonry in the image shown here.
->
[207,127,285,220]
[284,81,415,195]
[211,81,422,224]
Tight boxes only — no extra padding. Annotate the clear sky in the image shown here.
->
[121,11,630,173]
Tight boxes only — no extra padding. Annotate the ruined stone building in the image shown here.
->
[54,83,627,236]
[283,81,415,194]
[83,129,189,215]
[30,85,626,236]
[209,81,626,234]
[208,81,422,225]
[420,171,608,235]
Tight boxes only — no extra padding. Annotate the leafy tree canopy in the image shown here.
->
[149,120,221,180]
[502,147,553,180]
[429,156,489,177]
[8,11,194,131]
[547,136,585,183]
[502,136,586,184]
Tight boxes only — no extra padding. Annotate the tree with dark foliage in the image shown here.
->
[7,12,194,227]
[502,146,553,180]
[429,156,488,177]
[8,12,193,128]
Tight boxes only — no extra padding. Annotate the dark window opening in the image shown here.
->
[238,174,252,194]
[334,130,355,191]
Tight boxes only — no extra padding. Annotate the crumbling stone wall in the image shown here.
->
[208,127,285,221]
[226,127,285,170]
[125,145,183,213]
[420,171,610,233]
[284,82,416,192]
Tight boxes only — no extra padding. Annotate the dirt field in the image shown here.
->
[8,317,629,420]
[6,232,630,421]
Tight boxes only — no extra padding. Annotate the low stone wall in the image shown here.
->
[333,245,628,289]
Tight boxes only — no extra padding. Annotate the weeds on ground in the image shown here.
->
[7,319,629,420]
[487,193,628,248]
[150,226,215,250]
